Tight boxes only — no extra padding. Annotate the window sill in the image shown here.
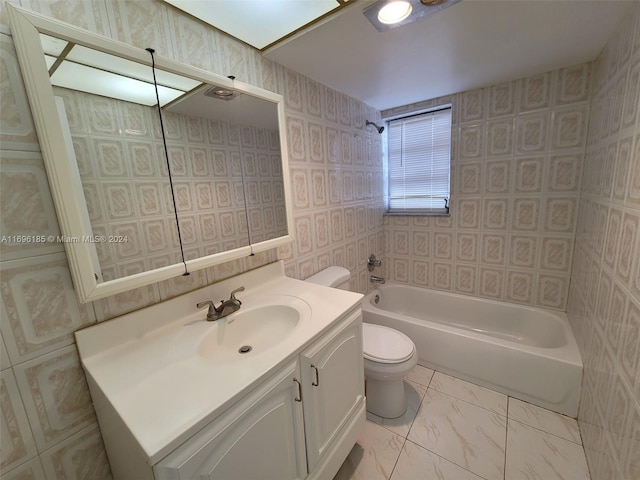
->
[384,210,450,217]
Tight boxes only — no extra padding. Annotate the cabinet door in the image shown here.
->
[154,360,307,480]
[300,311,364,470]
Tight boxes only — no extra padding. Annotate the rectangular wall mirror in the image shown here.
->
[7,4,293,303]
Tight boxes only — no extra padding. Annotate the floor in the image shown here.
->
[335,365,590,480]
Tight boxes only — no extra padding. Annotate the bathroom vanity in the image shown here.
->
[75,262,365,479]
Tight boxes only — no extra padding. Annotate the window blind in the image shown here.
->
[387,107,452,214]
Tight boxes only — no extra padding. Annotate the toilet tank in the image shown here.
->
[305,266,351,290]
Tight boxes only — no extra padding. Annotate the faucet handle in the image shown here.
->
[230,286,245,303]
[196,300,216,315]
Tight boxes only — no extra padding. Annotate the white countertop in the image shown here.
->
[75,262,363,464]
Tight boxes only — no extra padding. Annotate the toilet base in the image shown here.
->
[365,376,407,419]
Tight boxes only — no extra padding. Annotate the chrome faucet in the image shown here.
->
[197,286,245,321]
[370,275,385,284]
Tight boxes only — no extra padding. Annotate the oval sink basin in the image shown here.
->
[198,304,300,362]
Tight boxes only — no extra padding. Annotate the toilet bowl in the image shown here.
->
[362,323,417,418]
[305,266,418,419]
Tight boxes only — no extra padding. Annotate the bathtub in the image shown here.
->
[362,284,582,417]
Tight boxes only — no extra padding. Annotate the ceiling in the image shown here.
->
[262,0,634,111]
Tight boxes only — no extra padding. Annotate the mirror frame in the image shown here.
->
[7,4,294,303]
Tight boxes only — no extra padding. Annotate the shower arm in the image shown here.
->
[365,120,384,134]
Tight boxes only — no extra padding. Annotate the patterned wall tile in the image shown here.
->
[39,423,111,480]
[516,112,549,153]
[0,151,64,261]
[565,8,640,480]
[1,457,47,480]
[458,161,483,195]
[548,153,582,192]
[0,254,96,364]
[483,198,509,230]
[509,235,538,269]
[460,89,485,123]
[454,264,477,294]
[433,262,452,291]
[544,197,577,233]
[505,270,535,304]
[459,125,484,159]
[489,81,518,117]
[481,234,506,266]
[1,369,38,473]
[514,156,544,193]
[540,237,573,271]
[520,71,552,112]
[478,268,504,300]
[486,118,514,155]
[455,233,478,262]
[0,34,40,151]
[556,63,591,105]
[551,105,589,150]
[13,346,96,451]
[537,274,568,309]
[512,198,541,232]
[484,159,512,193]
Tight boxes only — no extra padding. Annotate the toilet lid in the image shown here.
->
[362,323,415,364]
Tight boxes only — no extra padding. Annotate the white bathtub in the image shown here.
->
[362,284,582,417]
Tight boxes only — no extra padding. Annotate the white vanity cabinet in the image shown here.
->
[300,312,364,472]
[153,309,364,480]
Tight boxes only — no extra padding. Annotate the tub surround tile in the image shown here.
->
[505,419,590,480]
[405,364,435,387]
[508,397,582,444]
[408,388,506,480]
[429,371,508,416]
[366,380,427,438]
[390,439,483,480]
[333,420,404,480]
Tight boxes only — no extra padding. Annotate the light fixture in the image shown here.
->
[377,1,412,25]
[204,86,238,100]
[363,0,462,32]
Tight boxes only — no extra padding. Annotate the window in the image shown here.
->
[386,106,452,215]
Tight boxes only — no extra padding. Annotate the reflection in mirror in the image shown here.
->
[165,85,288,248]
[42,32,196,282]
[7,4,293,302]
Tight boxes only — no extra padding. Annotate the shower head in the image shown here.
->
[366,120,384,134]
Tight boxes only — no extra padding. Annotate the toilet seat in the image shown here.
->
[363,323,415,364]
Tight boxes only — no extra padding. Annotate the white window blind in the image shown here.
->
[387,107,452,214]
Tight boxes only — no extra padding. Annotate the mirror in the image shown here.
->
[7,4,293,302]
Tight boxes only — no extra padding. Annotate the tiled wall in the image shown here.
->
[381,62,591,310]
[0,0,383,478]
[567,5,640,480]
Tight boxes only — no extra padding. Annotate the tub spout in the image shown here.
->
[370,275,385,284]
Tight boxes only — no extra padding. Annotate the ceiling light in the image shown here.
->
[204,86,240,101]
[378,1,412,24]
[364,0,462,32]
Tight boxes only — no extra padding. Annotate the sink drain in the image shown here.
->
[238,345,252,354]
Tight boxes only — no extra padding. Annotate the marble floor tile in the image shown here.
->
[408,388,507,480]
[334,420,405,480]
[391,439,483,480]
[429,371,508,416]
[366,380,427,438]
[404,364,434,387]
[506,419,590,480]
[508,397,582,444]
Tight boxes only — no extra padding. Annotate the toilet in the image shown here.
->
[305,267,418,419]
